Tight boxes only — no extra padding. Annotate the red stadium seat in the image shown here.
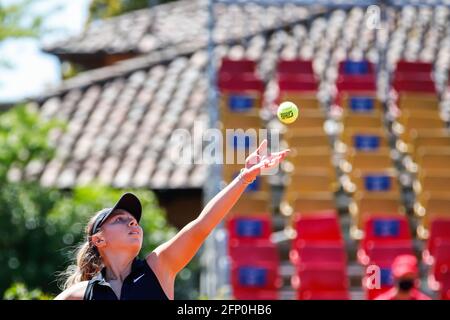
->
[219,58,256,74]
[228,242,279,264]
[431,241,450,284]
[218,72,264,93]
[297,290,350,300]
[292,211,343,245]
[290,212,348,300]
[366,286,392,300]
[277,59,314,75]
[423,218,450,265]
[231,262,281,300]
[336,74,376,92]
[393,79,436,94]
[439,274,450,300]
[290,241,347,266]
[231,262,281,290]
[362,216,412,243]
[358,240,414,266]
[358,216,413,265]
[396,60,433,74]
[226,216,272,248]
[229,242,282,299]
[278,74,318,92]
[394,72,433,83]
[232,288,279,300]
[293,263,349,295]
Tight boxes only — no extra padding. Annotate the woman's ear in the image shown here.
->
[91,234,106,248]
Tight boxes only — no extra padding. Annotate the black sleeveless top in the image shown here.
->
[84,258,169,300]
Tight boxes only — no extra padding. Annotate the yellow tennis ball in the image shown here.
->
[277,101,298,124]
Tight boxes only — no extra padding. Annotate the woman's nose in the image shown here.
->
[129,219,137,227]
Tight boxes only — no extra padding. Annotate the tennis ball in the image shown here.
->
[277,101,298,124]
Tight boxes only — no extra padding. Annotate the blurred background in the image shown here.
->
[0,0,449,300]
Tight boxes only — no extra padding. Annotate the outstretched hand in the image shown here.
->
[240,139,290,184]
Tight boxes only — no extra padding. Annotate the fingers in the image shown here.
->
[246,148,290,177]
[277,149,290,162]
[264,151,289,168]
[262,149,290,165]
[245,154,260,168]
[266,156,281,167]
[269,149,290,158]
[247,147,289,171]
[255,139,268,156]
[247,159,268,175]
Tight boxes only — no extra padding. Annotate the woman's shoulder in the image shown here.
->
[54,281,89,300]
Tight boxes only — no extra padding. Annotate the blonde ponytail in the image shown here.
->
[59,212,104,290]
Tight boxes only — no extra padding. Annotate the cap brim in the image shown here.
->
[111,192,142,223]
[90,193,142,235]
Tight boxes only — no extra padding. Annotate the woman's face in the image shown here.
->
[96,209,143,254]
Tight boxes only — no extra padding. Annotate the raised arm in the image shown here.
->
[148,140,289,276]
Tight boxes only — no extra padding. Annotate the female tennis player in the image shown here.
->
[55,140,289,300]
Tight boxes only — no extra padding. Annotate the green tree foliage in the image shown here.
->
[0,104,65,296]
[3,282,53,300]
[0,0,42,41]
[0,104,61,178]
[0,180,63,296]
[88,0,175,21]
[0,0,45,69]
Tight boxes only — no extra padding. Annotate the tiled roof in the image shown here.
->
[28,4,449,189]
[32,52,210,189]
[42,0,310,56]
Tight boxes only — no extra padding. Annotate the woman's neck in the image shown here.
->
[102,252,134,282]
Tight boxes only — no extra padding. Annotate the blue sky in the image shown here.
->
[0,0,91,103]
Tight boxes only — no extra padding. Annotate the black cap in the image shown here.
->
[90,193,142,236]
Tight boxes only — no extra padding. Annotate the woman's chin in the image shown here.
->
[130,238,143,248]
